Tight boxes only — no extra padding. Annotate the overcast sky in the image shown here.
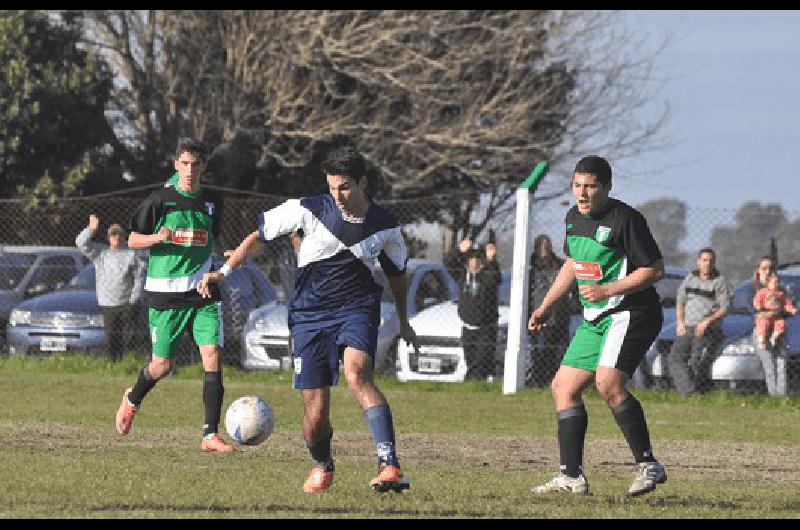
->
[609,10,800,215]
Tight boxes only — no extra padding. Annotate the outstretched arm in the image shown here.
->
[197,231,265,297]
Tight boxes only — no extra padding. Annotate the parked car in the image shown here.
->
[0,246,87,351]
[645,264,800,393]
[397,270,512,382]
[398,265,687,383]
[7,256,277,365]
[240,259,459,371]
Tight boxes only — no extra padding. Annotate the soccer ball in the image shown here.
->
[225,395,274,445]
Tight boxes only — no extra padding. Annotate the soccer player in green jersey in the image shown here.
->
[114,138,234,453]
[528,155,667,496]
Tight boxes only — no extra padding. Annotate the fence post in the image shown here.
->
[502,161,548,395]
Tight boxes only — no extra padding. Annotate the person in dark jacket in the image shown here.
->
[447,236,502,380]
[527,234,575,387]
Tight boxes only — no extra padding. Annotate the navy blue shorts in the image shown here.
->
[290,312,379,389]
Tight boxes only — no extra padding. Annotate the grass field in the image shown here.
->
[1,354,799,518]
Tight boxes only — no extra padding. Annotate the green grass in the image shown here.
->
[1,354,799,518]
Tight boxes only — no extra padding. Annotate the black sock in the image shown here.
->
[203,371,224,437]
[612,394,656,464]
[557,404,588,478]
[306,429,335,471]
[128,366,157,407]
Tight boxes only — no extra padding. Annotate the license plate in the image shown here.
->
[417,356,441,373]
[40,338,67,352]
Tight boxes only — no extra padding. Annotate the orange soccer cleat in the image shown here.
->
[302,466,335,493]
[369,465,410,493]
[201,433,235,453]
[115,388,138,435]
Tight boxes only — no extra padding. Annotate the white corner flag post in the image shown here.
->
[503,161,549,395]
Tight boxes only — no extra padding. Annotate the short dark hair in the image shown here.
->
[175,137,208,161]
[574,155,612,186]
[698,247,716,259]
[321,145,366,183]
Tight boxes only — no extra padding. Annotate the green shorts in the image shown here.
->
[562,307,662,376]
[148,303,223,358]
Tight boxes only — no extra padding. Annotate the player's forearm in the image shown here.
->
[604,259,665,298]
[538,259,576,313]
[128,231,165,249]
[224,231,264,270]
[387,274,410,322]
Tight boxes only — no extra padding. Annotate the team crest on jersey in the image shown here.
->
[595,226,611,243]
[205,202,215,215]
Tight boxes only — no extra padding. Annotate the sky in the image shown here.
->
[608,10,800,215]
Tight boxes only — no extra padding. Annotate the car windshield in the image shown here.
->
[732,274,800,314]
[0,253,35,290]
[69,265,96,289]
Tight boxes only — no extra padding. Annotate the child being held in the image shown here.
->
[753,272,797,348]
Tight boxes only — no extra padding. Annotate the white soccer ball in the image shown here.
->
[225,395,274,446]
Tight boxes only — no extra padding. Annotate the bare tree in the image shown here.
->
[80,10,672,245]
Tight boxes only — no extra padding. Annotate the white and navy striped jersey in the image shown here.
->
[258,194,408,326]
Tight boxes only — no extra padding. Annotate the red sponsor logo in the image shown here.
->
[573,260,602,280]
[171,229,208,247]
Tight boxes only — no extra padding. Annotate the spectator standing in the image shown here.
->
[527,234,573,387]
[754,272,797,348]
[749,256,793,395]
[75,214,146,361]
[446,235,502,380]
[667,248,733,395]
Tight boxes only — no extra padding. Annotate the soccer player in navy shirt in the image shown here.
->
[198,145,418,493]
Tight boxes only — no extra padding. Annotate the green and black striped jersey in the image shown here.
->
[564,198,662,322]
[129,174,224,309]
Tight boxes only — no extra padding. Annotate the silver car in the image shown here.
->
[0,246,87,350]
[240,259,459,372]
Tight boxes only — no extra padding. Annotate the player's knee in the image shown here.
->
[148,357,172,379]
[344,369,370,392]
[550,376,577,402]
[595,379,625,406]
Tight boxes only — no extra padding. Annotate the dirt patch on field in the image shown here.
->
[5,421,798,485]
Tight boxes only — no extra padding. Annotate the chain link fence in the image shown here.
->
[1,189,799,395]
